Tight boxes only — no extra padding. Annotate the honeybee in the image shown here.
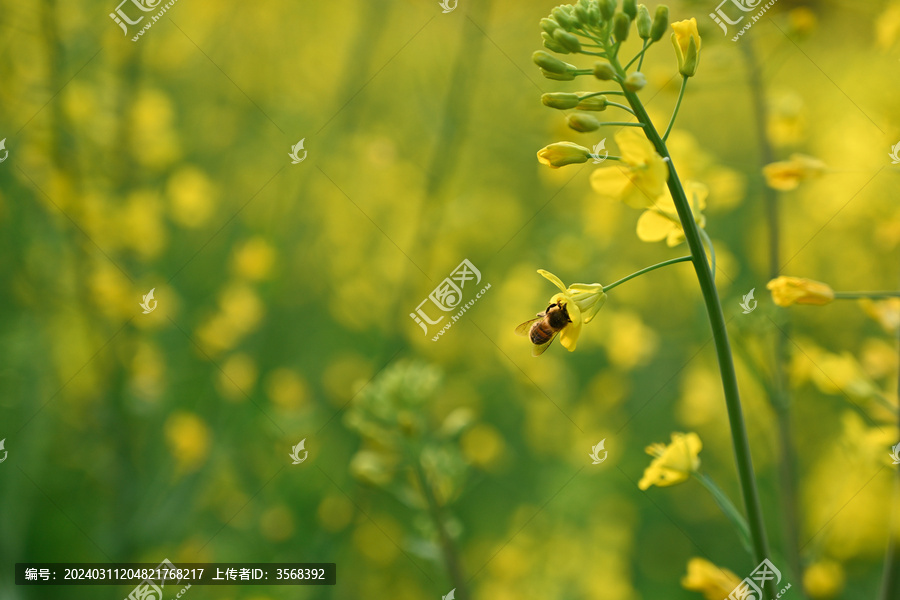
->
[515,301,571,356]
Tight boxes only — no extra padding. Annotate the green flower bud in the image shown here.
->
[574,3,590,24]
[614,12,631,42]
[587,4,601,26]
[577,95,608,111]
[650,5,669,42]
[541,92,581,109]
[636,5,652,39]
[553,28,582,53]
[623,0,637,19]
[552,6,577,30]
[593,61,616,80]
[541,17,560,35]
[623,71,647,91]
[599,0,616,21]
[542,32,570,54]
[541,68,577,81]
[533,50,571,74]
[567,113,602,132]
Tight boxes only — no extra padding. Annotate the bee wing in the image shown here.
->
[531,330,559,357]
[515,316,543,337]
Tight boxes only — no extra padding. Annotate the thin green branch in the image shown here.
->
[602,256,692,292]
[662,75,688,142]
[693,472,752,553]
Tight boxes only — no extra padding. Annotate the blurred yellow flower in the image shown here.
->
[803,559,845,599]
[461,424,505,468]
[531,269,607,352]
[767,276,834,307]
[681,557,741,599]
[762,154,826,191]
[591,129,669,209]
[217,353,258,402]
[860,298,900,332]
[636,181,707,246]
[537,141,593,168]
[231,237,277,281]
[164,411,211,473]
[671,19,701,77]
[259,505,295,542]
[167,167,216,228]
[638,432,701,490]
[264,368,309,411]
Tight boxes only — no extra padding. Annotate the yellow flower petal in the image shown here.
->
[636,209,675,242]
[538,269,568,293]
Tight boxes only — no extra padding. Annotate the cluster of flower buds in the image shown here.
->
[535,0,669,74]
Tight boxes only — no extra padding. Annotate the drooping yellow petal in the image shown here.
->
[638,432,702,490]
[538,269,568,293]
[590,165,633,199]
[767,276,834,307]
[681,558,742,600]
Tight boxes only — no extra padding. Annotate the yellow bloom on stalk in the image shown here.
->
[671,18,701,77]
[762,153,826,190]
[534,270,606,352]
[681,558,742,600]
[767,276,835,307]
[590,129,669,209]
[537,141,593,168]
[636,181,707,246]
[638,432,701,490]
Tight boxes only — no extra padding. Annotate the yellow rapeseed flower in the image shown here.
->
[638,432,701,490]
[803,559,845,599]
[636,181,707,246]
[762,153,826,190]
[537,141,593,168]
[527,270,606,352]
[590,129,669,209]
[767,276,834,307]
[671,18,701,77]
[681,558,742,600]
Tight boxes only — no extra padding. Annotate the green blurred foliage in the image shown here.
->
[0,0,899,599]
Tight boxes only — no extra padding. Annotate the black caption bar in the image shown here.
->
[15,563,336,585]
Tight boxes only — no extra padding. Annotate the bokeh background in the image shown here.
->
[1,0,899,598]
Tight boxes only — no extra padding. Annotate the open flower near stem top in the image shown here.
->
[636,181,707,246]
[591,129,669,209]
[638,432,702,490]
[767,276,835,307]
[762,153,826,190]
[681,558,741,600]
[517,270,606,354]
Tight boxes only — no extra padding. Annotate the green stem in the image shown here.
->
[699,228,717,281]
[606,101,636,115]
[602,256,691,292]
[662,75,688,142]
[878,284,900,599]
[693,472,752,553]
[406,441,469,599]
[833,291,900,299]
[609,52,776,599]
[741,38,804,592]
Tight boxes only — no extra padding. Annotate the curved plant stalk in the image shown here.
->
[605,51,777,598]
